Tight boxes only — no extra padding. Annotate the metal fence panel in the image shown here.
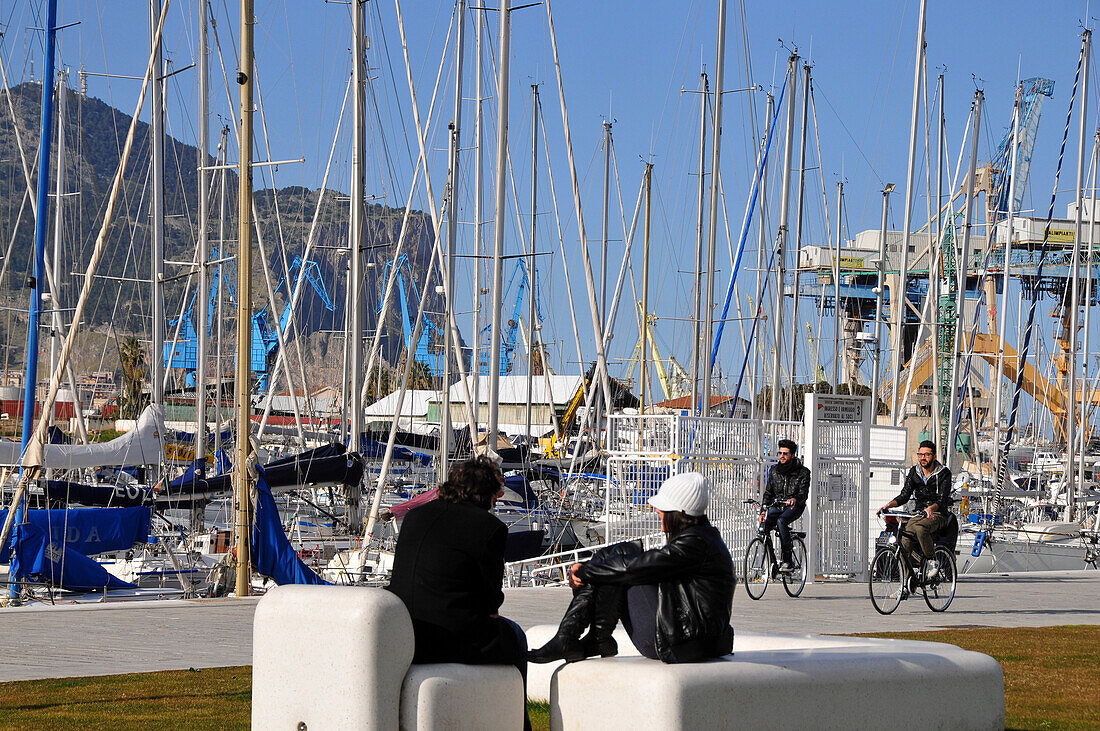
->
[604,456,673,543]
[680,456,762,557]
[675,417,760,458]
[608,415,675,455]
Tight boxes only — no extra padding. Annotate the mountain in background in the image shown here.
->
[0,82,443,392]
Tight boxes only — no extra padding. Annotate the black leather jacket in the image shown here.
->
[894,462,952,514]
[576,525,735,663]
[763,458,811,509]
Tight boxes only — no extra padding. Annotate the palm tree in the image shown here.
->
[406,359,434,391]
[118,336,148,419]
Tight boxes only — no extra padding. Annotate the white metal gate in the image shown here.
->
[804,394,872,579]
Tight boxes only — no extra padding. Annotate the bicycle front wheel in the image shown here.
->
[869,548,904,615]
[922,547,957,612]
[743,537,770,600]
[782,537,808,597]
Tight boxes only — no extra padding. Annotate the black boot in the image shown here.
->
[579,585,620,658]
[526,585,595,664]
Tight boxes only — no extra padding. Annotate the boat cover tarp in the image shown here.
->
[157,444,362,503]
[43,480,151,508]
[500,474,537,510]
[0,404,165,468]
[12,521,136,591]
[47,425,73,444]
[359,436,432,466]
[389,487,440,519]
[168,450,232,489]
[363,429,439,455]
[250,465,328,585]
[1,506,151,556]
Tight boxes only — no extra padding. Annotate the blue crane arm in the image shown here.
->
[988,77,1055,225]
[278,256,335,334]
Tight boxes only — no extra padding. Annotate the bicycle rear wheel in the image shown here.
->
[743,537,770,600]
[922,547,957,612]
[868,548,904,615]
[782,537,808,597]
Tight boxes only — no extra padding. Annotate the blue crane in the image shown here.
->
[377,253,446,378]
[478,258,543,376]
[165,253,334,393]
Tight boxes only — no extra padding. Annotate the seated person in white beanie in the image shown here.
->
[528,472,735,664]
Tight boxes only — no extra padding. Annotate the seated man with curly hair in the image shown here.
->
[387,455,531,730]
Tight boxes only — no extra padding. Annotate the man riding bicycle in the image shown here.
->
[762,439,810,572]
[878,439,953,579]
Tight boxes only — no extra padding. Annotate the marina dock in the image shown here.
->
[0,570,1097,683]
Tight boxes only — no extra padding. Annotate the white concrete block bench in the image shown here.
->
[252,585,523,730]
[526,626,1004,731]
[401,663,523,731]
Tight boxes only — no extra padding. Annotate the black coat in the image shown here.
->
[387,499,521,665]
[763,458,811,508]
[894,462,953,514]
[576,525,735,664]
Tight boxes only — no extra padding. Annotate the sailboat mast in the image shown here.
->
[214,129,228,458]
[931,72,944,451]
[49,71,65,429]
[441,0,466,480]
[524,84,538,442]
[891,0,927,425]
[641,162,652,413]
[947,89,983,473]
[832,181,842,388]
[770,52,798,421]
[751,93,773,421]
[471,5,484,437]
[12,0,59,600]
[871,184,894,413]
[788,62,810,420]
[701,0,727,416]
[196,0,210,479]
[235,0,255,598]
[597,118,611,425]
[487,0,510,446]
[992,83,1021,484]
[1067,29,1091,521]
[150,0,166,433]
[347,0,367,530]
[1080,131,1100,493]
[691,72,707,415]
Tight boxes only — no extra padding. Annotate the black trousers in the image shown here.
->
[591,540,661,660]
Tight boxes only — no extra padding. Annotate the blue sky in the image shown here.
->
[4,1,1099,414]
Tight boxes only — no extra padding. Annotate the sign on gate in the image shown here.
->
[804,393,872,580]
[816,397,864,424]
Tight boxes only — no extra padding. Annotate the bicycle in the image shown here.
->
[742,499,807,599]
[868,509,957,614]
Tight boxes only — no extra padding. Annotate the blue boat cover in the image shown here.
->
[500,474,538,510]
[1,506,151,556]
[168,450,232,490]
[250,466,328,585]
[160,446,359,504]
[359,437,431,466]
[12,521,136,591]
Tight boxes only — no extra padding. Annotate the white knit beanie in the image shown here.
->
[648,472,709,516]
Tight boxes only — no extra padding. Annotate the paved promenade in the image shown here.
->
[0,570,1097,682]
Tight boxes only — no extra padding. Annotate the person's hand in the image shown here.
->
[924,507,935,520]
[567,562,583,589]
[877,505,887,516]
[786,498,795,507]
